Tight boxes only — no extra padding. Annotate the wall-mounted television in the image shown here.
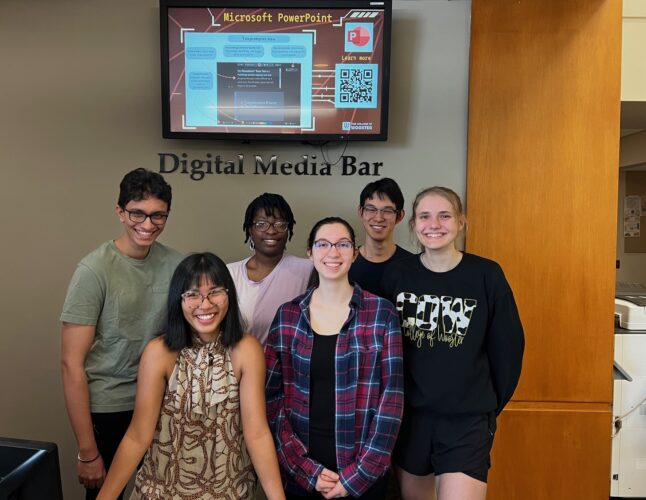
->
[159,0,392,141]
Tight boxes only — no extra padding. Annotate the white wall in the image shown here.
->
[0,1,472,498]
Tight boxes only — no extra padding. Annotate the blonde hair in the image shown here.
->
[409,185,463,222]
[408,187,465,249]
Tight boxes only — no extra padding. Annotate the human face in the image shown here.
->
[358,195,403,243]
[181,278,229,343]
[249,208,289,258]
[116,197,169,255]
[413,194,464,253]
[308,223,357,282]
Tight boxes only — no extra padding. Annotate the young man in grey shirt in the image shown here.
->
[61,168,182,499]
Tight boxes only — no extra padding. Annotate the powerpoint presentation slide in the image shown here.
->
[163,5,387,136]
[215,62,302,126]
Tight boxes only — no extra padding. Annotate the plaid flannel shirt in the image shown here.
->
[265,285,403,496]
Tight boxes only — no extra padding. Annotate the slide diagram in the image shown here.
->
[185,32,313,128]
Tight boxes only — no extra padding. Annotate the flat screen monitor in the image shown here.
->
[0,438,63,500]
[160,0,392,141]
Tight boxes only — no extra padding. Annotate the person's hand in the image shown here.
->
[77,454,106,490]
[315,468,340,495]
[323,481,348,499]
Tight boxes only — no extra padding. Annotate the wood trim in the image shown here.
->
[504,401,611,413]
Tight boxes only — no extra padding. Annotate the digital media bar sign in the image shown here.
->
[157,152,385,180]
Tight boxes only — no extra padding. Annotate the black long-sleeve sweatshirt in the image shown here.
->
[382,252,524,415]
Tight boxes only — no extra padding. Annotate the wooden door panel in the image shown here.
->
[488,405,612,500]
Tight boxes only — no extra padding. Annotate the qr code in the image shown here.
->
[339,68,374,103]
[335,64,377,109]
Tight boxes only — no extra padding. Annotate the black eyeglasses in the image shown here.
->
[123,208,169,225]
[252,220,289,232]
[361,205,398,218]
[312,239,355,252]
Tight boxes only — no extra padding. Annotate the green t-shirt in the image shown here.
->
[61,240,183,412]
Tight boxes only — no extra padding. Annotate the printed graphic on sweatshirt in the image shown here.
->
[395,292,477,348]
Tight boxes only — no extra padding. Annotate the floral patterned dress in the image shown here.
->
[131,337,256,499]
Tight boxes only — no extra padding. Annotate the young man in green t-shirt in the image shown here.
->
[60,168,182,499]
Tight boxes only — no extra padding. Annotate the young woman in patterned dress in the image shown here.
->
[98,252,285,500]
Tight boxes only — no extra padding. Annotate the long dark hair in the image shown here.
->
[164,252,243,351]
[307,216,356,249]
[306,217,356,288]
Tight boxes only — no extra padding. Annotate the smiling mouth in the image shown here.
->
[196,313,215,321]
[424,233,446,238]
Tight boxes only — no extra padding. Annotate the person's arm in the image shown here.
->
[486,278,525,415]
[265,318,325,493]
[96,338,172,499]
[61,322,105,490]
[232,335,285,500]
[337,307,404,497]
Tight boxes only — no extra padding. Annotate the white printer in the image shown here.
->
[615,290,646,330]
[611,283,646,498]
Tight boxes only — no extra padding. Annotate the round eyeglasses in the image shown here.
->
[181,288,229,308]
[123,208,169,225]
[361,205,398,219]
[252,220,289,232]
[312,239,355,252]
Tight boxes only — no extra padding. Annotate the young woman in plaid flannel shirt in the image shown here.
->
[265,217,404,499]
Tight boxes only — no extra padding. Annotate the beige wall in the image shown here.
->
[617,130,646,285]
[622,0,646,101]
[618,0,646,284]
[0,1,471,498]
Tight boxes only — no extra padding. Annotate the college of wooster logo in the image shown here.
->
[395,293,477,349]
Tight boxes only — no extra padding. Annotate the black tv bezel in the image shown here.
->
[159,0,392,142]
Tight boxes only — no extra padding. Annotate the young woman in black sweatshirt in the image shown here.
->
[381,186,524,500]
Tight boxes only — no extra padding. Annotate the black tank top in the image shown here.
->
[308,331,338,470]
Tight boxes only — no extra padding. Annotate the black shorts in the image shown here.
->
[393,408,497,483]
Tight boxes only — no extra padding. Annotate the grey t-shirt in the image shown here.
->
[61,240,183,412]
